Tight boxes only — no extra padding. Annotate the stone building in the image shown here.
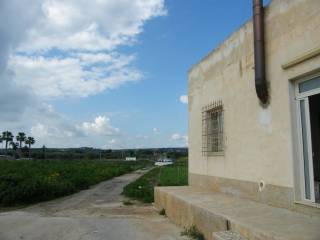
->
[155,0,320,239]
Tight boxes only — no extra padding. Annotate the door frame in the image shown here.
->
[295,73,320,203]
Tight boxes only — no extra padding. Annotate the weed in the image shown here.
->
[181,225,205,240]
[123,200,134,205]
[159,208,166,215]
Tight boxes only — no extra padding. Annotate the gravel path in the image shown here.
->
[0,169,186,240]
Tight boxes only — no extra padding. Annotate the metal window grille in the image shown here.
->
[202,100,224,156]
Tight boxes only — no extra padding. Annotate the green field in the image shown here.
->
[0,159,149,207]
[122,158,188,203]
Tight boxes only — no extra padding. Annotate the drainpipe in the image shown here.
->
[253,0,268,105]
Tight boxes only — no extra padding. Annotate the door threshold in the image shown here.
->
[295,200,320,209]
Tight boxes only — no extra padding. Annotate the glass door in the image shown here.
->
[298,98,315,201]
[296,75,320,202]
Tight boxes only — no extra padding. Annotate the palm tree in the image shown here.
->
[0,135,2,147]
[16,132,26,150]
[9,141,18,158]
[25,137,35,158]
[9,141,18,150]
[2,131,13,155]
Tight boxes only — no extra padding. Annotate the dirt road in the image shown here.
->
[0,169,186,240]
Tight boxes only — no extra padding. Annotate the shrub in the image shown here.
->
[159,208,166,216]
[0,159,147,207]
[181,225,205,240]
[123,200,133,205]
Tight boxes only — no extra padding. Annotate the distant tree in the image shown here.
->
[42,145,46,159]
[16,132,26,150]
[22,146,29,157]
[2,131,13,155]
[0,134,2,149]
[25,137,35,158]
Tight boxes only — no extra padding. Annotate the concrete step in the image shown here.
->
[213,231,246,240]
[155,186,320,240]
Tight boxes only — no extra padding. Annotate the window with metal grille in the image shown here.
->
[202,100,224,156]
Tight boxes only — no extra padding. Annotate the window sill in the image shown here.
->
[207,152,225,157]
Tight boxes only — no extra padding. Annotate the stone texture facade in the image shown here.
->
[188,0,320,211]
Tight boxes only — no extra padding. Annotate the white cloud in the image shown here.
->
[179,95,188,104]
[170,133,188,146]
[78,116,119,136]
[153,127,160,134]
[0,0,169,148]
[29,104,82,144]
[5,0,166,99]
[171,133,181,140]
[30,122,77,142]
[31,123,49,138]
[19,0,167,52]
[136,134,149,139]
[27,107,121,148]
[9,53,142,98]
[0,71,34,121]
[0,0,41,120]
[184,136,189,146]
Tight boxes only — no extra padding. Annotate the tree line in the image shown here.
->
[0,131,35,158]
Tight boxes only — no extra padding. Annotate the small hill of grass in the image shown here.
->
[122,159,188,203]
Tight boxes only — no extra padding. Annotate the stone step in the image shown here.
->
[155,186,320,240]
[213,231,246,240]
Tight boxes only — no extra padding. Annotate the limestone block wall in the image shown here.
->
[188,0,320,205]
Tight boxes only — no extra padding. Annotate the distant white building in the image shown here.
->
[155,158,173,166]
[125,157,136,161]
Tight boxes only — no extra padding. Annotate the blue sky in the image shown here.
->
[0,0,270,149]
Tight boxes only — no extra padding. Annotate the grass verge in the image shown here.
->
[122,159,188,203]
[0,159,149,207]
